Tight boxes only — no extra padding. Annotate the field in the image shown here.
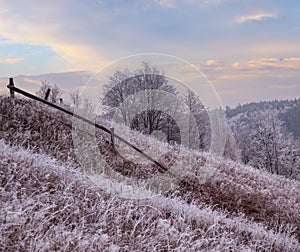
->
[0,96,300,251]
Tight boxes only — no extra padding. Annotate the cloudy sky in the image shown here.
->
[0,0,299,106]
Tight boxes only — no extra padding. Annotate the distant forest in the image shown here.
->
[226,98,300,139]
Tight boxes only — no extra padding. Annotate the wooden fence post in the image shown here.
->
[110,127,115,147]
[44,88,51,100]
[8,78,15,98]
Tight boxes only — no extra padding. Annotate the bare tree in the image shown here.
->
[36,80,63,104]
[70,90,82,108]
[232,110,300,178]
[223,124,241,161]
[69,90,95,115]
[102,62,178,140]
[183,89,211,151]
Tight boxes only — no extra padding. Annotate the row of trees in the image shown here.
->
[35,63,212,151]
[36,80,94,114]
[102,62,211,150]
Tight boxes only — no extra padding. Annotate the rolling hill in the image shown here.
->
[0,95,300,251]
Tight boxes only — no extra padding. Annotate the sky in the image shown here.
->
[0,0,299,106]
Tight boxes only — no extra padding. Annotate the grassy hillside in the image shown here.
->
[0,96,300,251]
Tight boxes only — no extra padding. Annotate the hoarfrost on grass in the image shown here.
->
[0,140,299,251]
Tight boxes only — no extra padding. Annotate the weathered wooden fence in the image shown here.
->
[6,78,176,179]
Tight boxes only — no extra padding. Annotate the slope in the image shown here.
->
[0,95,300,251]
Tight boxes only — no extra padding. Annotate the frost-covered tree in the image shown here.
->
[280,101,300,139]
[232,110,300,178]
[69,90,95,115]
[70,90,81,108]
[36,80,63,104]
[183,89,211,151]
[102,62,179,141]
[223,124,241,161]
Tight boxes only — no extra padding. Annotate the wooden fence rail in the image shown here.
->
[6,78,176,179]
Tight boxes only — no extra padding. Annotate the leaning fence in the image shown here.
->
[6,78,176,179]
